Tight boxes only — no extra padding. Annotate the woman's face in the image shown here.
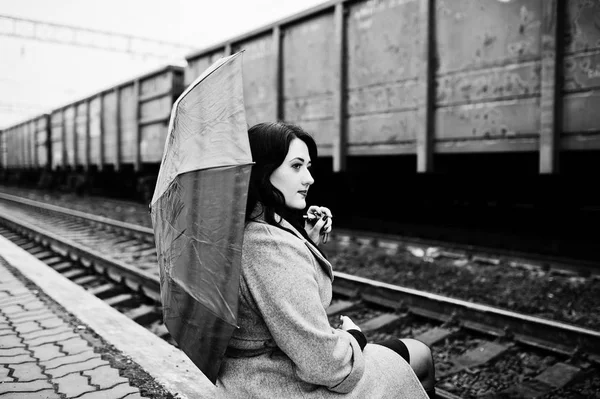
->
[269,138,314,210]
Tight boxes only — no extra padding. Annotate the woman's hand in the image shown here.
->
[304,205,333,245]
[339,315,361,332]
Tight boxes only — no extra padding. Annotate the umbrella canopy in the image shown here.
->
[150,51,252,384]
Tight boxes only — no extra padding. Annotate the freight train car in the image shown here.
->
[0,114,51,184]
[185,0,600,243]
[1,65,184,200]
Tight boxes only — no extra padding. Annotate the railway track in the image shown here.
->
[0,193,598,398]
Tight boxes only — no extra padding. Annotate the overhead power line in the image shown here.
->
[0,100,47,113]
[0,14,197,59]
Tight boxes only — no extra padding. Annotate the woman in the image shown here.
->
[216,122,435,398]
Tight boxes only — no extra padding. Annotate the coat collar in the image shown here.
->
[251,209,334,281]
[277,217,334,281]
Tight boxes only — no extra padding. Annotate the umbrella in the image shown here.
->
[149,51,252,384]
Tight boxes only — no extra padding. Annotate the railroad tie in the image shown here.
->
[51,261,73,272]
[361,313,404,333]
[42,256,64,266]
[414,326,458,347]
[61,269,87,280]
[123,304,157,324]
[491,362,581,398]
[438,341,510,378]
[326,300,358,317]
[72,275,97,285]
[104,293,134,307]
[86,283,117,296]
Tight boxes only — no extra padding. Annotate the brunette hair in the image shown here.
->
[245,121,320,246]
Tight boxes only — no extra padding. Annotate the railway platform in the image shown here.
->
[0,234,216,399]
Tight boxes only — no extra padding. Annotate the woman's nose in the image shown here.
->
[303,169,314,185]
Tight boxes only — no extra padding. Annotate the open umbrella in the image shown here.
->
[149,51,251,384]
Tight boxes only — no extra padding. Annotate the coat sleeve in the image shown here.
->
[241,224,365,393]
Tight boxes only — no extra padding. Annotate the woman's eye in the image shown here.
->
[292,164,302,169]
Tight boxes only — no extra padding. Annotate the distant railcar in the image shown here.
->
[2,65,184,199]
[0,114,51,183]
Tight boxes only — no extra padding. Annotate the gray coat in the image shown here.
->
[216,217,428,398]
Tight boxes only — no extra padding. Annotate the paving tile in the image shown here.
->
[55,372,96,397]
[0,283,23,291]
[29,343,63,362]
[21,325,73,340]
[25,330,80,347]
[36,317,65,330]
[0,346,29,356]
[0,278,20,284]
[83,364,130,389]
[2,304,24,315]
[0,390,61,399]
[0,334,24,348]
[0,378,53,394]
[0,287,23,294]
[51,336,85,350]
[0,293,34,307]
[13,320,42,334]
[9,309,51,323]
[42,351,102,370]
[22,302,47,312]
[0,364,14,382]
[77,382,140,399]
[8,306,48,317]
[0,329,14,337]
[19,304,48,312]
[46,357,110,378]
[0,248,177,399]
[0,353,33,364]
[3,292,37,301]
[10,362,46,381]
[60,339,94,356]
[7,289,31,297]
[0,298,27,308]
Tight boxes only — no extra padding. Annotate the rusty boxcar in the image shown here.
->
[182,0,600,236]
[185,0,600,173]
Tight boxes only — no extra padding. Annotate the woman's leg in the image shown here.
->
[399,338,436,397]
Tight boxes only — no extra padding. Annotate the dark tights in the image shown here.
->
[377,338,436,398]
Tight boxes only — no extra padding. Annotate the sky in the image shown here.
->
[0,0,327,129]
